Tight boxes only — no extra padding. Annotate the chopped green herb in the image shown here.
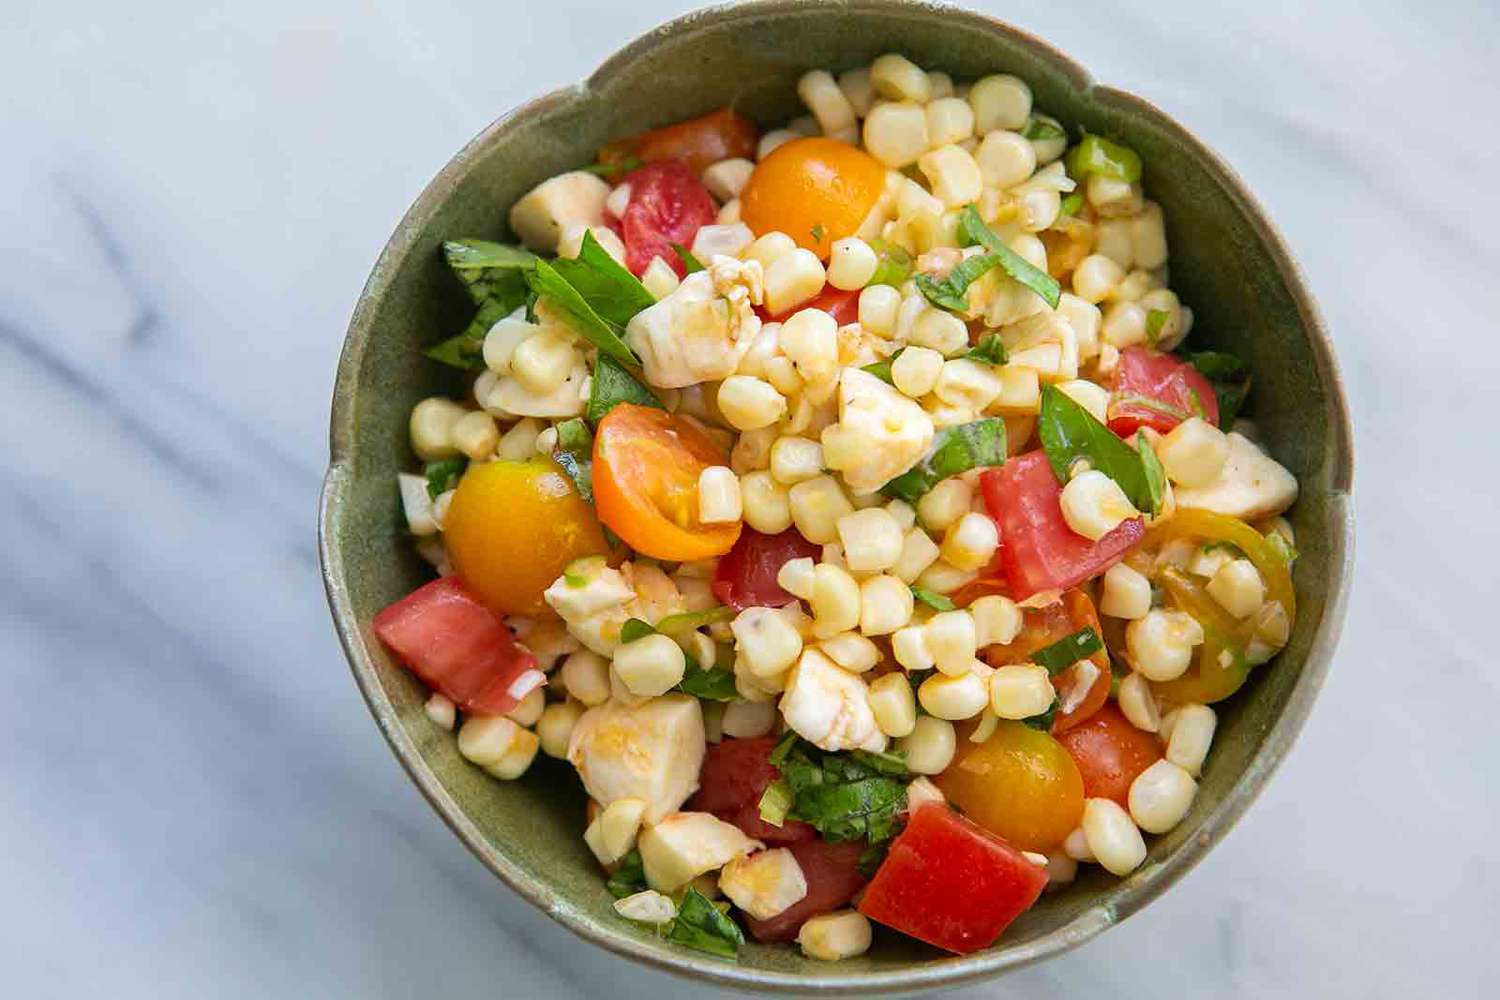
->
[958,206,1061,308]
[868,238,914,287]
[1021,698,1058,731]
[1022,116,1067,143]
[1059,191,1084,217]
[587,353,664,425]
[676,666,739,701]
[1037,385,1164,516]
[810,223,825,244]
[582,157,641,179]
[606,850,648,899]
[1030,626,1104,675]
[910,586,956,612]
[441,239,538,305]
[671,242,705,275]
[965,333,1007,365]
[1137,430,1167,517]
[771,737,911,845]
[424,296,512,370]
[1145,309,1169,346]
[423,457,467,500]
[619,618,657,644]
[552,418,595,503]
[564,564,590,588]
[1182,350,1252,428]
[857,840,891,877]
[1265,532,1298,567]
[656,606,736,635]
[666,888,745,960]
[915,249,1007,314]
[880,418,1008,503]
[861,347,904,385]
[758,778,794,827]
[1063,133,1143,184]
[527,256,641,369]
[549,229,657,327]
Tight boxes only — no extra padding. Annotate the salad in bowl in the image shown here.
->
[370,51,1301,964]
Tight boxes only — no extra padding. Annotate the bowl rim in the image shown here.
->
[320,0,1355,993]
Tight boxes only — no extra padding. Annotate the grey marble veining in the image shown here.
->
[2,1,1496,997]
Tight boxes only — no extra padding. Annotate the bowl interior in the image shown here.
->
[322,1,1352,992]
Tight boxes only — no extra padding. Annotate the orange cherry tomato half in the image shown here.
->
[593,404,743,561]
[740,137,886,259]
[936,721,1085,853]
[598,107,760,176]
[1056,703,1163,807]
[982,588,1111,734]
[443,457,610,616]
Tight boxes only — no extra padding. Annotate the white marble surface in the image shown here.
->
[3,1,1496,996]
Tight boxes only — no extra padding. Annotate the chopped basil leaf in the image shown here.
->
[771,737,910,845]
[442,239,538,305]
[676,666,738,701]
[758,778,794,827]
[423,457,466,500]
[958,206,1061,308]
[549,229,657,327]
[552,418,595,503]
[587,353,664,425]
[619,618,657,644]
[910,586,956,612]
[1022,116,1068,142]
[1145,309,1169,346]
[850,748,910,775]
[880,418,1008,502]
[656,606,735,635]
[1038,384,1163,516]
[868,238,914,287]
[523,287,540,324]
[1064,133,1143,184]
[966,333,1007,365]
[768,728,799,766]
[1021,698,1058,731]
[1137,430,1167,516]
[1059,191,1084,217]
[915,249,1008,314]
[666,888,744,960]
[424,296,512,370]
[582,157,641,179]
[607,850,647,898]
[810,223,825,244]
[861,347,904,385]
[1182,350,1252,428]
[1030,626,1104,675]
[857,840,891,877]
[671,242,705,275]
[527,258,641,368]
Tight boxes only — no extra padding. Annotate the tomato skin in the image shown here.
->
[981,451,1145,600]
[935,721,1085,853]
[688,737,817,845]
[740,137,886,259]
[616,161,717,277]
[593,404,742,561]
[373,577,542,715]
[1107,346,1220,435]
[745,839,867,942]
[712,528,822,610]
[1056,703,1163,807]
[756,285,861,325]
[859,805,1047,955]
[982,588,1111,734]
[599,107,759,176]
[444,458,609,616]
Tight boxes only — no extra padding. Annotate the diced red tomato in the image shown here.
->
[598,107,759,176]
[859,805,1047,955]
[982,588,1111,734]
[617,160,717,277]
[1107,346,1219,435]
[981,451,1145,600]
[745,839,868,942]
[688,737,816,845]
[712,528,821,611]
[1056,703,1163,807]
[756,286,861,325]
[372,577,542,715]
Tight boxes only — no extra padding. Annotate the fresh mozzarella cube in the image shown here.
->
[545,557,635,620]
[821,369,935,493]
[1174,433,1299,520]
[778,648,887,752]
[566,695,706,823]
[731,606,805,679]
[1059,469,1138,541]
[638,811,761,892]
[483,364,589,419]
[798,910,873,962]
[1157,417,1230,488]
[613,889,677,925]
[508,170,610,253]
[625,271,761,389]
[702,158,755,201]
[536,700,584,758]
[720,848,809,920]
[398,473,438,536]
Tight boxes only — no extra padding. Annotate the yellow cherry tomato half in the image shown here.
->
[443,457,609,616]
[935,720,1086,853]
[740,137,886,259]
[593,404,742,561]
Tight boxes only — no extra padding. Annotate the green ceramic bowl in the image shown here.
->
[320,1,1354,992]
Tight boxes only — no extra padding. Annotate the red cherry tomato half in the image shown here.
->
[1107,346,1220,435]
[616,160,717,277]
[756,285,862,326]
[745,838,868,942]
[688,737,816,845]
[712,528,822,610]
[1056,703,1163,807]
[372,577,542,716]
[859,805,1048,955]
[598,107,759,176]
[981,451,1145,600]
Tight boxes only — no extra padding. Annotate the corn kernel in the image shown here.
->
[776,556,817,601]
[819,632,881,673]
[909,307,970,354]
[970,594,1022,646]
[1100,563,1152,620]
[717,376,787,431]
[924,610,978,676]
[409,397,466,460]
[1126,609,1205,682]
[858,283,902,335]
[859,573,915,636]
[732,606,805,678]
[868,672,918,737]
[769,435,824,485]
[838,68,875,115]
[1116,671,1161,733]
[940,511,1000,571]
[975,129,1036,189]
[969,74,1032,132]
[798,910,872,962]
[789,475,854,544]
[1081,797,1146,876]
[721,699,778,739]
[918,477,973,532]
[989,663,1055,719]
[870,53,931,102]
[510,329,578,395]
[1059,469,1138,541]
[835,508,904,572]
[827,237,877,291]
[780,307,839,381]
[1166,703,1216,776]
[862,101,929,168]
[746,231,798,269]
[892,625,935,672]
[915,559,977,595]
[888,345,942,398]
[899,715,957,772]
[1157,416,1229,488]
[697,465,743,524]
[1207,558,1265,620]
[560,650,611,706]
[811,563,862,639]
[919,145,983,208]
[894,528,942,583]
[1088,174,1143,217]
[798,69,858,143]
[764,249,827,315]
[926,97,975,146]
